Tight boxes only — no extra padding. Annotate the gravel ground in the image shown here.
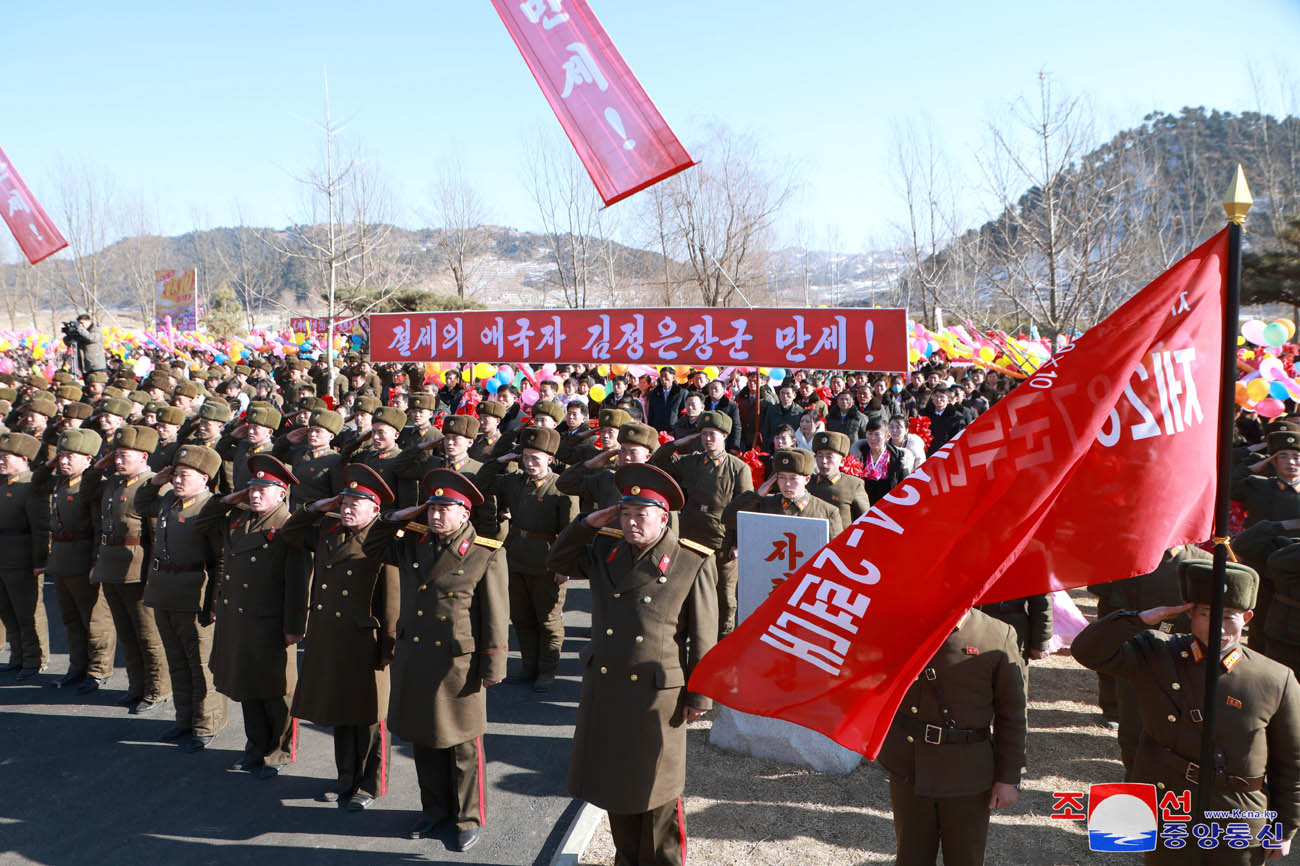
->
[583,591,1141,866]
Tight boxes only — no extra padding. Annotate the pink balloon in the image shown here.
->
[1256,397,1287,419]
[520,387,540,407]
[1242,319,1268,346]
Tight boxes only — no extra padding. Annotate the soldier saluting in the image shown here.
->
[1073,561,1300,863]
[277,464,400,812]
[547,464,718,866]
[195,454,310,779]
[364,468,509,853]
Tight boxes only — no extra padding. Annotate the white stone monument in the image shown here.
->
[707,511,863,774]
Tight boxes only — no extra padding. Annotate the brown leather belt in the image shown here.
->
[151,559,204,573]
[695,504,722,514]
[510,528,556,542]
[897,718,990,745]
[1151,743,1264,792]
[102,536,143,547]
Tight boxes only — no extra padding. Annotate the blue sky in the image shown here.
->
[4,0,1298,253]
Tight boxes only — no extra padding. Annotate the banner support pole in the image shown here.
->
[1199,165,1252,828]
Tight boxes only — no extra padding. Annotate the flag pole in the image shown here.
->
[1199,165,1252,824]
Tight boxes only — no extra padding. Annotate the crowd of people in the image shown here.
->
[1,313,1297,864]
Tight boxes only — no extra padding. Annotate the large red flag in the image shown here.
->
[689,230,1228,759]
[0,146,67,265]
[490,0,694,206]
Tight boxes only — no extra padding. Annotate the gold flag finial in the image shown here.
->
[1223,164,1253,225]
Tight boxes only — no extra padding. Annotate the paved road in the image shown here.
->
[0,582,594,865]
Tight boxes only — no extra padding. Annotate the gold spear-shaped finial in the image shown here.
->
[1223,164,1253,225]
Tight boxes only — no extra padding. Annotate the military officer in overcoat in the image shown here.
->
[0,432,50,678]
[807,430,870,526]
[557,421,660,511]
[876,607,1028,866]
[649,410,753,635]
[494,425,577,692]
[1073,561,1300,864]
[216,404,280,494]
[196,454,310,778]
[92,425,171,712]
[364,468,509,853]
[278,464,400,811]
[547,463,718,866]
[137,444,226,751]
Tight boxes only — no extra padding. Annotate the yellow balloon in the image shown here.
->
[473,362,494,380]
[1247,377,1271,402]
[596,364,610,377]
[704,366,720,379]
[589,384,607,402]
[977,346,995,362]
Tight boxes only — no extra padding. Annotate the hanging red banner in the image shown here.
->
[688,230,1227,759]
[369,307,908,370]
[490,0,695,206]
[0,146,67,265]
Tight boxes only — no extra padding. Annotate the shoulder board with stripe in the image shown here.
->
[473,537,503,549]
[597,527,623,538]
[679,538,713,556]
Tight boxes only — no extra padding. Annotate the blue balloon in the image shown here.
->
[214,353,227,364]
[484,379,500,394]
[769,368,786,384]
[497,371,512,385]
[1269,380,1291,400]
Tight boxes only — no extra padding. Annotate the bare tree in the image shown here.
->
[429,162,488,300]
[54,160,117,318]
[647,126,794,308]
[266,73,409,390]
[522,130,607,309]
[975,72,1136,340]
[115,193,167,326]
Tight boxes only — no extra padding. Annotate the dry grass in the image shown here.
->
[583,591,1137,866]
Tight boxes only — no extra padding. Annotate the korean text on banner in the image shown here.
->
[370,307,908,371]
[738,513,828,624]
[490,0,694,206]
[0,146,68,265]
[155,269,199,330]
[689,230,1228,760]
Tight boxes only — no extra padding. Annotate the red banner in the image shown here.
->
[689,230,1228,759]
[490,0,694,206]
[0,146,67,265]
[369,307,908,371]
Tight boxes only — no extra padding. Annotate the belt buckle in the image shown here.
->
[1185,761,1199,784]
[1190,709,1203,723]
[923,724,943,745]
[151,558,160,571]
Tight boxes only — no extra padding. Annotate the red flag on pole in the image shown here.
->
[688,230,1229,759]
[490,0,694,206]
[0,146,67,265]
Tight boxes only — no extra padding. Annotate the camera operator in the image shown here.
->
[61,314,107,377]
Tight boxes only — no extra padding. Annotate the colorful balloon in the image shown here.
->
[1241,319,1268,345]
[1247,377,1271,402]
[1263,323,1288,347]
[589,384,607,402]
[1256,397,1286,419]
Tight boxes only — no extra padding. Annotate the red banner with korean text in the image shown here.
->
[689,230,1228,759]
[490,0,694,206]
[0,146,67,265]
[369,307,908,371]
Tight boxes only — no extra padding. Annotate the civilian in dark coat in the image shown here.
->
[701,380,743,453]
[645,368,686,432]
[825,391,868,445]
[923,389,968,454]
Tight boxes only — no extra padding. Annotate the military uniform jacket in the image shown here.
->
[557,459,621,511]
[0,470,49,572]
[877,610,1028,798]
[195,499,309,701]
[807,472,870,527]
[976,595,1053,656]
[722,491,845,552]
[91,469,154,584]
[546,519,719,814]
[39,470,103,578]
[346,443,403,498]
[496,471,577,575]
[1073,611,1300,839]
[1231,464,1300,528]
[279,508,399,727]
[136,484,218,613]
[216,436,273,494]
[650,447,754,550]
[1263,541,1300,649]
[363,518,509,749]
[279,443,344,509]
[467,431,502,464]
[148,438,180,473]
